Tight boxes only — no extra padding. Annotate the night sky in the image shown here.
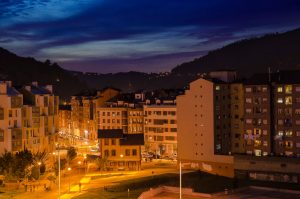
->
[1,0,300,73]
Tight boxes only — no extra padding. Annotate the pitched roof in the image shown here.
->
[59,105,71,111]
[120,134,144,146]
[97,129,124,138]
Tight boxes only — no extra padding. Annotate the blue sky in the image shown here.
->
[1,0,300,73]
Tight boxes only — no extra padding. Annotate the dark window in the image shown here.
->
[132,149,137,156]
[125,149,130,156]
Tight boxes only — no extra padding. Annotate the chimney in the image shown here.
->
[0,82,7,94]
[45,85,53,93]
[25,85,31,92]
[5,81,12,87]
[32,81,38,87]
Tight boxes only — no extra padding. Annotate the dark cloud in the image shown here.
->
[0,0,300,73]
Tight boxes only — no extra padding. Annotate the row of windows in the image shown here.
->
[277,85,300,93]
[103,149,137,157]
[245,119,268,125]
[147,135,176,141]
[145,111,176,116]
[145,127,177,133]
[145,119,177,125]
[245,86,268,93]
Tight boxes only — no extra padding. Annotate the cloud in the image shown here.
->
[0,0,300,73]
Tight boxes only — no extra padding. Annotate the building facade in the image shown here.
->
[0,81,59,154]
[177,78,234,177]
[98,129,144,171]
[143,105,177,156]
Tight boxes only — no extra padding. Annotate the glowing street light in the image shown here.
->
[67,167,72,192]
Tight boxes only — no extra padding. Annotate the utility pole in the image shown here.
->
[58,144,61,199]
[179,161,182,199]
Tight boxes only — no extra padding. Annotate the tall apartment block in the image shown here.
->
[177,77,234,177]
[243,72,300,157]
[0,81,59,154]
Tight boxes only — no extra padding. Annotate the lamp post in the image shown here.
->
[120,154,124,173]
[179,161,182,199]
[57,144,61,199]
[78,161,82,176]
[83,156,87,174]
[67,167,72,193]
[37,162,41,180]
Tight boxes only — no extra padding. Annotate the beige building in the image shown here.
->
[0,81,23,154]
[0,81,59,154]
[177,78,234,177]
[98,129,144,171]
[143,105,177,156]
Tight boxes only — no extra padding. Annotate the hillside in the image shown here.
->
[71,71,195,92]
[172,28,300,75]
[0,47,86,99]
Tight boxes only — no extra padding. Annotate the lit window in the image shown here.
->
[263,141,268,146]
[254,140,261,147]
[246,119,252,124]
[246,109,252,114]
[246,98,252,103]
[277,98,283,103]
[285,96,292,105]
[262,152,268,156]
[262,87,268,92]
[296,87,300,92]
[263,130,268,135]
[285,131,293,137]
[285,85,292,94]
[278,131,284,136]
[215,86,220,91]
[277,87,283,93]
[245,87,252,92]
[263,120,267,125]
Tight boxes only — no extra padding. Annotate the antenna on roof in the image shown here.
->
[268,67,271,83]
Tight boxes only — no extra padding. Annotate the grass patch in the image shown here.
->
[91,174,125,180]
[73,171,300,199]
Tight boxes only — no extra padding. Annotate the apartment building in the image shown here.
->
[230,83,245,154]
[0,81,23,154]
[143,105,177,156]
[71,88,120,141]
[177,77,234,177]
[0,81,59,154]
[274,83,300,157]
[58,104,72,134]
[243,83,272,156]
[243,71,300,157]
[98,129,144,171]
[20,82,59,153]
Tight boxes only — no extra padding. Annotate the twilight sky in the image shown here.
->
[1,0,300,73]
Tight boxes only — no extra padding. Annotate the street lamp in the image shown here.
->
[83,156,87,174]
[120,154,124,173]
[78,161,82,176]
[38,162,41,180]
[67,167,72,192]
